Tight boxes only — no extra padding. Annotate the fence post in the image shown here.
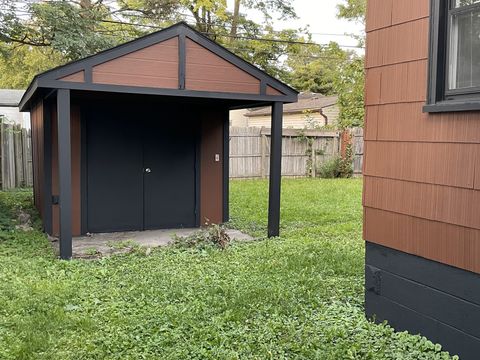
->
[261,127,267,179]
[14,125,23,187]
[311,145,316,178]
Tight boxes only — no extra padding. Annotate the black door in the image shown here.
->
[86,105,197,233]
[143,111,197,229]
[87,107,144,232]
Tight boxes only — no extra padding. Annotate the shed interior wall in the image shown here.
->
[200,108,226,224]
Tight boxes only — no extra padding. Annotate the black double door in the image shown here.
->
[86,106,197,233]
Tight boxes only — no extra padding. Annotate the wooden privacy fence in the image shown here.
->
[352,127,364,176]
[0,122,33,189]
[229,126,342,178]
[0,123,362,189]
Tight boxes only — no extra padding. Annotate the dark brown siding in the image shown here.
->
[200,109,225,224]
[59,71,85,82]
[31,101,44,217]
[51,105,82,236]
[364,0,480,274]
[92,37,178,89]
[186,38,260,94]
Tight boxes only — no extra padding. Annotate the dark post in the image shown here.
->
[178,34,186,90]
[43,102,53,235]
[267,102,283,237]
[57,89,72,260]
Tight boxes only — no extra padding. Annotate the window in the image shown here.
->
[425,0,480,112]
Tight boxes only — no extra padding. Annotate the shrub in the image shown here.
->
[318,144,354,179]
[318,157,343,178]
[172,223,231,250]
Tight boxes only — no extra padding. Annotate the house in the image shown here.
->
[364,0,480,359]
[230,92,338,129]
[19,22,298,260]
[0,89,29,128]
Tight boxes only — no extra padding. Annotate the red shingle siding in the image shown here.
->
[364,0,480,274]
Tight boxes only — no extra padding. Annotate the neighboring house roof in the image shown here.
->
[245,92,337,117]
[0,89,26,107]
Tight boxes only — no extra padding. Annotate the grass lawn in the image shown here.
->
[0,179,456,359]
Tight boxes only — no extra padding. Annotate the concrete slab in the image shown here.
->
[50,228,254,258]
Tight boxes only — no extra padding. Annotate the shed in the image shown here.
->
[20,22,298,260]
[364,0,480,358]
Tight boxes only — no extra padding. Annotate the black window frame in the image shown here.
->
[424,0,480,112]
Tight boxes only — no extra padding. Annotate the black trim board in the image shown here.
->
[423,101,480,113]
[366,242,480,360]
[19,22,298,111]
[178,33,186,90]
[366,242,480,305]
[366,293,480,358]
[36,79,297,104]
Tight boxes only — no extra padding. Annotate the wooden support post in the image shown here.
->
[57,89,72,260]
[311,144,316,178]
[267,102,283,238]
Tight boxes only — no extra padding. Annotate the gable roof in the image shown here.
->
[0,89,25,107]
[19,22,298,111]
[246,93,337,117]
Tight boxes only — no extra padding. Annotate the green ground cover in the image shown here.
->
[0,180,456,359]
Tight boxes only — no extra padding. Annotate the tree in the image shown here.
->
[119,0,296,34]
[0,0,131,60]
[0,0,138,87]
[118,0,303,79]
[334,0,366,129]
[0,45,64,89]
[286,43,351,95]
[334,57,365,129]
[230,0,296,37]
[336,0,366,24]
[0,0,304,88]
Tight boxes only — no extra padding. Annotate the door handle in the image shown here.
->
[145,168,152,173]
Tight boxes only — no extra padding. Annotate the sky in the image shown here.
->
[226,0,365,53]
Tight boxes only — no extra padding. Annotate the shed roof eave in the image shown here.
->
[19,78,39,112]
[26,79,297,106]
